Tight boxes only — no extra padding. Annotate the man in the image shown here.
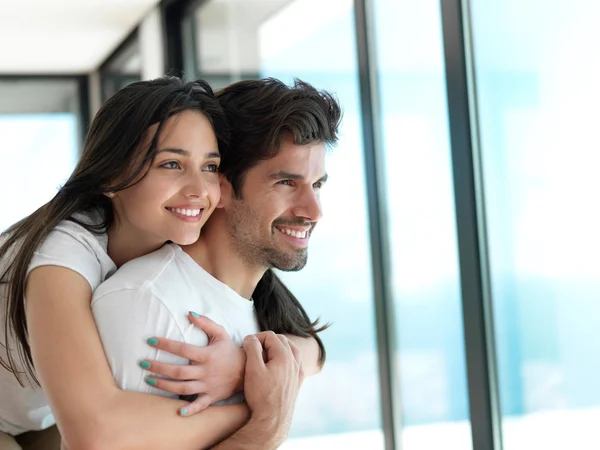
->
[91,78,342,449]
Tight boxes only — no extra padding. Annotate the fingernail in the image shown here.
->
[145,376,157,387]
[139,360,151,370]
[147,338,159,346]
[189,311,200,318]
[180,408,189,416]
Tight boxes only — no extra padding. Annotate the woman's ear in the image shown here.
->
[103,192,116,199]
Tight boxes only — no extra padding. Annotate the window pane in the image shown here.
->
[100,33,141,101]
[190,1,383,448]
[0,79,81,232]
[372,0,473,448]
[470,1,600,449]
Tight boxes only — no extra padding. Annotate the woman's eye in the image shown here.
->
[160,161,181,170]
[203,163,220,173]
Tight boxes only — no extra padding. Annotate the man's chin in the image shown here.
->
[270,250,308,272]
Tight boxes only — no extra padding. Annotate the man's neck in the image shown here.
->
[182,212,266,300]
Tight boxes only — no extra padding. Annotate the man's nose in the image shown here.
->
[293,187,323,222]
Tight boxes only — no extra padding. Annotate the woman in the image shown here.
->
[0,77,322,450]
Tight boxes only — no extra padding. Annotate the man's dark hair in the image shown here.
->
[216,78,342,367]
[216,77,342,197]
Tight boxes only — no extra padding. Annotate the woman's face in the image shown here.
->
[110,110,221,247]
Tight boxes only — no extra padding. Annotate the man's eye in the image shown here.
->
[203,163,220,173]
[278,180,293,186]
[313,181,323,189]
[160,161,181,170]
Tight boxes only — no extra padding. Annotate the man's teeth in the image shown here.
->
[277,227,307,239]
[167,207,201,217]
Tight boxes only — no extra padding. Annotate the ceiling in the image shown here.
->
[0,0,160,74]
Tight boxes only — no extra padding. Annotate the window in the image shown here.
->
[186,0,383,447]
[470,1,600,448]
[373,0,472,448]
[99,31,141,101]
[0,78,83,233]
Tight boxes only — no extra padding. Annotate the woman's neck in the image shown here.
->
[106,222,164,268]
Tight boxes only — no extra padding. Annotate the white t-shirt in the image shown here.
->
[0,211,115,435]
[91,243,259,405]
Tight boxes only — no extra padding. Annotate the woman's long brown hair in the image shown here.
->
[0,76,229,385]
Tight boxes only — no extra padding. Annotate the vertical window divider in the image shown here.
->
[353,0,402,449]
[439,0,503,449]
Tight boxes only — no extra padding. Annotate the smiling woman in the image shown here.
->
[0,76,238,449]
[106,109,222,266]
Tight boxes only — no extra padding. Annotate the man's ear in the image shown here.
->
[217,175,233,208]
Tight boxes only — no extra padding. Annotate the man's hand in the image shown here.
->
[140,313,245,416]
[212,331,304,449]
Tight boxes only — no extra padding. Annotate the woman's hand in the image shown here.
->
[140,313,246,416]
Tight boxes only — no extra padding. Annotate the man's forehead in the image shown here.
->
[259,147,325,178]
[262,141,326,169]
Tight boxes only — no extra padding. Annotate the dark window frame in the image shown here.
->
[0,74,90,148]
[98,27,142,102]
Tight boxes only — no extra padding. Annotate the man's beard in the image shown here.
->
[227,199,310,271]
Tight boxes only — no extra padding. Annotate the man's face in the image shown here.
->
[225,135,327,271]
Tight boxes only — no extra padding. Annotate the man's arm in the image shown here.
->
[212,332,304,450]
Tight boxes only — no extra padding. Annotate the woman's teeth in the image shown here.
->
[167,207,201,217]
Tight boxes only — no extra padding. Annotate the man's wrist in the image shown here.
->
[243,414,286,449]
[213,414,284,450]
[236,347,246,392]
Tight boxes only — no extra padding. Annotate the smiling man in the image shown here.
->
[91,78,342,449]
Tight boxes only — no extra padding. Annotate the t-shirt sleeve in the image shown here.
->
[28,226,106,291]
[91,285,198,397]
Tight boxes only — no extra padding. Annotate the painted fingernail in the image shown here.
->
[145,376,157,387]
[189,311,200,318]
[139,360,151,369]
[147,338,159,346]
[180,408,189,416]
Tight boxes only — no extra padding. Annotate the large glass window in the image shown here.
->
[470,1,600,449]
[100,32,141,101]
[372,0,472,448]
[0,78,82,233]
[187,1,382,447]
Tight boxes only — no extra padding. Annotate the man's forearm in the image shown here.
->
[211,416,284,450]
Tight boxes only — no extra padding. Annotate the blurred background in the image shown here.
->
[1,0,599,449]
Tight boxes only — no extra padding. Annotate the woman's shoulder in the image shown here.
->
[46,209,107,249]
[31,209,115,290]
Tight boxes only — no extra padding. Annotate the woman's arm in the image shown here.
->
[136,318,322,416]
[285,334,322,376]
[26,266,249,450]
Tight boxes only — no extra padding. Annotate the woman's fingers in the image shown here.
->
[146,337,208,363]
[139,359,203,380]
[178,394,213,417]
[143,376,205,397]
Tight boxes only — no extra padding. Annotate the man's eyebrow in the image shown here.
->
[268,171,328,183]
[268,171,304,181]
[156,148,221,158]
